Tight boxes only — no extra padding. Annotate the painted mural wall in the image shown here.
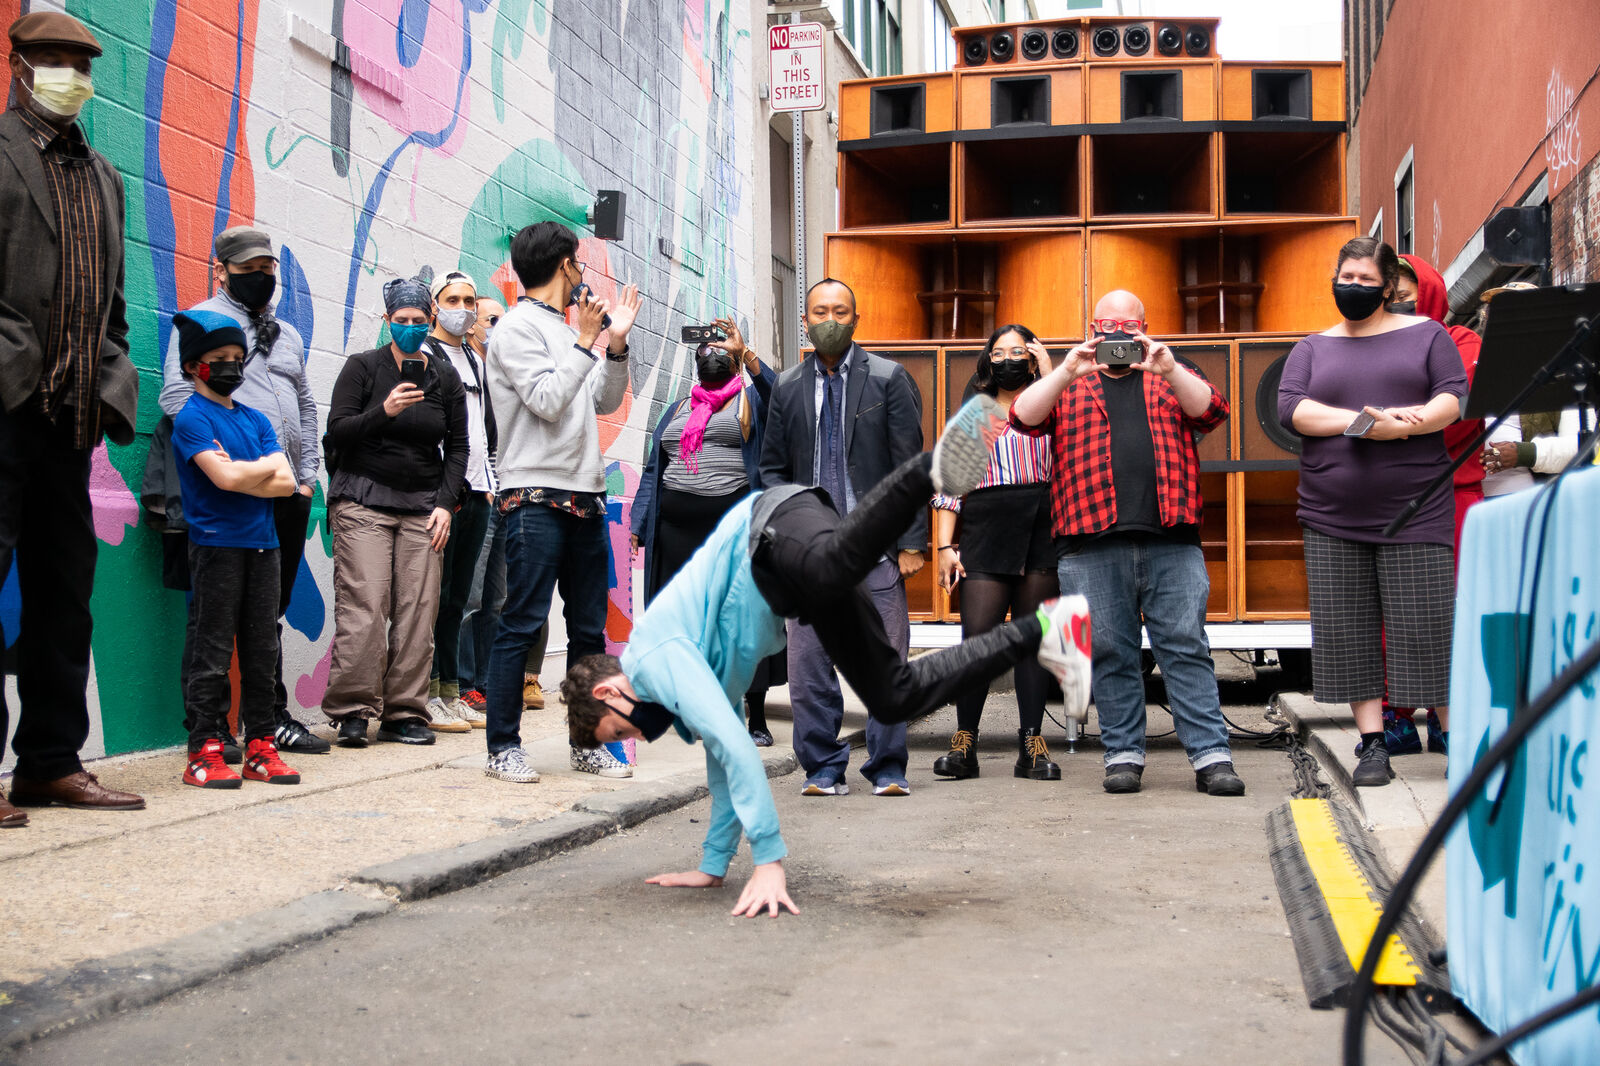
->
[0,0,757,762]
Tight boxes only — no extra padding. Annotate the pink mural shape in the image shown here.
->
[342,0,471,157]
[88,443,139,546]
[295,642,334,709]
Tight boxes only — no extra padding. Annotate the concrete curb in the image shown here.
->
[0,747,800,1052]
[0,890,392,1053]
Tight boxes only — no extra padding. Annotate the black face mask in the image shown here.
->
[1386,300,1417,315]
[696,348,735,385]
[199,360,246,396]
[1332,281,1387,321]
[226,269,277,311]
[990,359,1033,392]
[617,692,676,743]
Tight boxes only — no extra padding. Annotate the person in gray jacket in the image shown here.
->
[481,221,641,784]
[159,226,327,756]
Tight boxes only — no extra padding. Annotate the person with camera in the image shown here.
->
[320,277,468,747]
[1012,291,1246,797]
[481,222,641,785]
[1278,237,1465,788]
[931,325,1061,782]
[631,318,781,746]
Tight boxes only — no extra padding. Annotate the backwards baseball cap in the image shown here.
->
[430,270,477,302]
[8,12,103,57]
[213,226,275,263]
[172,310,247,368]
[1480,281,1539,303]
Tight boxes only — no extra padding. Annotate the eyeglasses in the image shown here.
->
[1092,318,1147,333]
[993,347,1030,359]
[571,260,587,274]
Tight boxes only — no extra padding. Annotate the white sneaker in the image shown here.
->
[932,393,1004,497]
[426,696,471,733]
[1037,595,1093,724]
[485,746,540,783]
[448,696,486,729]
[570,744,633,779]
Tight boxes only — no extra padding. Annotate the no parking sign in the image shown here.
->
[769,22,825,112]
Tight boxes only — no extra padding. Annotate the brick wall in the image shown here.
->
[1551,153,1600,286]
[1,0,759,762]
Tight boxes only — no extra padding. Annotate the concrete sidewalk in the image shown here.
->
[0,691,821,1050]
[1276,692,1450,938]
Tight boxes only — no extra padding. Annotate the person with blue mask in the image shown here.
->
[320,276,469,747]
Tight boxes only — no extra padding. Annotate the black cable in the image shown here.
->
[1341,633,1600,1066]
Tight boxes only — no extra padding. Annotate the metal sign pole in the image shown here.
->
[791,12,809,354]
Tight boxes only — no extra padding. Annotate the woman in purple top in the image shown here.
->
[1278,237,1467,789]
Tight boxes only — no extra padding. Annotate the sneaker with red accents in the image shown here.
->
[460,689,488,713]
[184,738,242,790]
[242,738,301,785]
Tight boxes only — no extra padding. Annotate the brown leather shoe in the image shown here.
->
[9,771,146,811]
[0,792,27,828]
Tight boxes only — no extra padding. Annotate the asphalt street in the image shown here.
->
[13,682,1407,1066]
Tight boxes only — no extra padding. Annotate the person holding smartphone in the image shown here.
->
[320,276,469,747]
[931,324,1060,782]
[1277,237,1466,788]
[1011,290,1247,798]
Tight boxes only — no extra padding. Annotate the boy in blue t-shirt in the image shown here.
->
[170,311,303,788]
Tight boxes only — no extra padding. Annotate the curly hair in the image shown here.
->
[560,653,625,748]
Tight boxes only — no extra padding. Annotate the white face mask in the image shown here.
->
[437,306,477,338]
[23,59,94,119]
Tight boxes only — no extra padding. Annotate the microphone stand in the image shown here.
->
[1384,314,1596,539]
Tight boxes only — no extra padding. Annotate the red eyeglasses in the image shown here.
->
[1092,318,1147,333]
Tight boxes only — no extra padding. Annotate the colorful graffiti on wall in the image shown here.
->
[1,0,755,762]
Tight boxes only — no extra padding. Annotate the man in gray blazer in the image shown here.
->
[1,12,145,825]
[759,279,926,796]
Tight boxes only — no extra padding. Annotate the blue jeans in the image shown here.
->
[1056,535,1231,771]
[486,503,610,754]
[786,558,910,786]
[458,506,505,694]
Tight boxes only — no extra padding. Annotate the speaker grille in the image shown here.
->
[1123,26,1151,56]
[1052,28,1079,59]
[1020,29,1048,61]
[963,35,988,66]
[990,30,1014,61]
[1092,26,1121,57]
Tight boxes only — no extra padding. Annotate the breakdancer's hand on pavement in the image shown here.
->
[731,861,799,918]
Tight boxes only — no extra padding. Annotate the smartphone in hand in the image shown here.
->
[400,358,426,388]
[1343,410,1377,437]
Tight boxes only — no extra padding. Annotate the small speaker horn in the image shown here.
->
[990,30,1015,62]
[1020,29,1048,61]
[1185,26,1211,57]
[963,35,988,66]
[1051,28,1079,59]
[1123,26,1150,56]
[1156,24,1183,55]
[1092,26,1121,57]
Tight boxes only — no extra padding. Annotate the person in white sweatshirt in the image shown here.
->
[480,221,641,784]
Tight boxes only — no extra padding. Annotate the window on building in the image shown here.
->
[844,0,902,76]
[1395,155,1415,254]
[926,0,953,72]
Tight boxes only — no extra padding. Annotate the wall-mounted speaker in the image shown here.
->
[1020,28,1049,61]
[1122,70,1182,120]
[992,76,1050,126]
[1052,28,1079,59]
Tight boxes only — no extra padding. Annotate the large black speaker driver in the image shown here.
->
[1255,355,1303,455]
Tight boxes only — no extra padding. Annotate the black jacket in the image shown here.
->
[325,345,469,510]
[758,343,927,552]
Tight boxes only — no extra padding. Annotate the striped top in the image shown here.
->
[662,402,750,497]
[17,107,107,449]
[931,422,1053,512]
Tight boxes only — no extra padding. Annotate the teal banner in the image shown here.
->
[1448,467,1600,1063]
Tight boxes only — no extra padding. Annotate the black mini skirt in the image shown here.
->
[956,483,1056,577]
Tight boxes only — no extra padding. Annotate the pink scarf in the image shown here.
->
[680,375,744,472]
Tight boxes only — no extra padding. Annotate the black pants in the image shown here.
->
[751,454,1043,726]
[0,408,97,781]
[182,491,309,731]
[186,544,281,749]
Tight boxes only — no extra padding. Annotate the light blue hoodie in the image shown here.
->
[619,493,790,878]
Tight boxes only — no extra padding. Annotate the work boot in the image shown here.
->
[932,729,979,779]
[1195,761,1246,796]
[1103,762,1143,794]
[1015,728,1060,781]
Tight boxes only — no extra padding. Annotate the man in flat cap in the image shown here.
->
[160,227,328,758]
[1,11,145,825]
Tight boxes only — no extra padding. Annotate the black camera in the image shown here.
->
[1096,336,1143,367]
[681,325,724,344]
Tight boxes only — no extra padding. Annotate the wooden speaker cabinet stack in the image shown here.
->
[831,17,1354,624]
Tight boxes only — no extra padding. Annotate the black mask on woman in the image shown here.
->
[1332,281,1387,321]
[696,348,735,386]
[617,692,676,743]
[1386,300,1417,315]
[226,270,277,311]
[990,359,1033,392]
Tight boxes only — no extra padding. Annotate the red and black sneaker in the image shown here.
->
[184,738,243,789]
[242,738,301,785]
[460,689,487,712]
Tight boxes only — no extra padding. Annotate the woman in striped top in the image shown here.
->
[932,324,1061,782]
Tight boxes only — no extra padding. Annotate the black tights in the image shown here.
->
[954,571,1060,735]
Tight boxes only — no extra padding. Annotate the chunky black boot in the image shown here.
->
[933,730,979,779]
[1015,728,1061,781]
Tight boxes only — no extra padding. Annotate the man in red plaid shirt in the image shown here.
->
[1011,290,1245,797]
